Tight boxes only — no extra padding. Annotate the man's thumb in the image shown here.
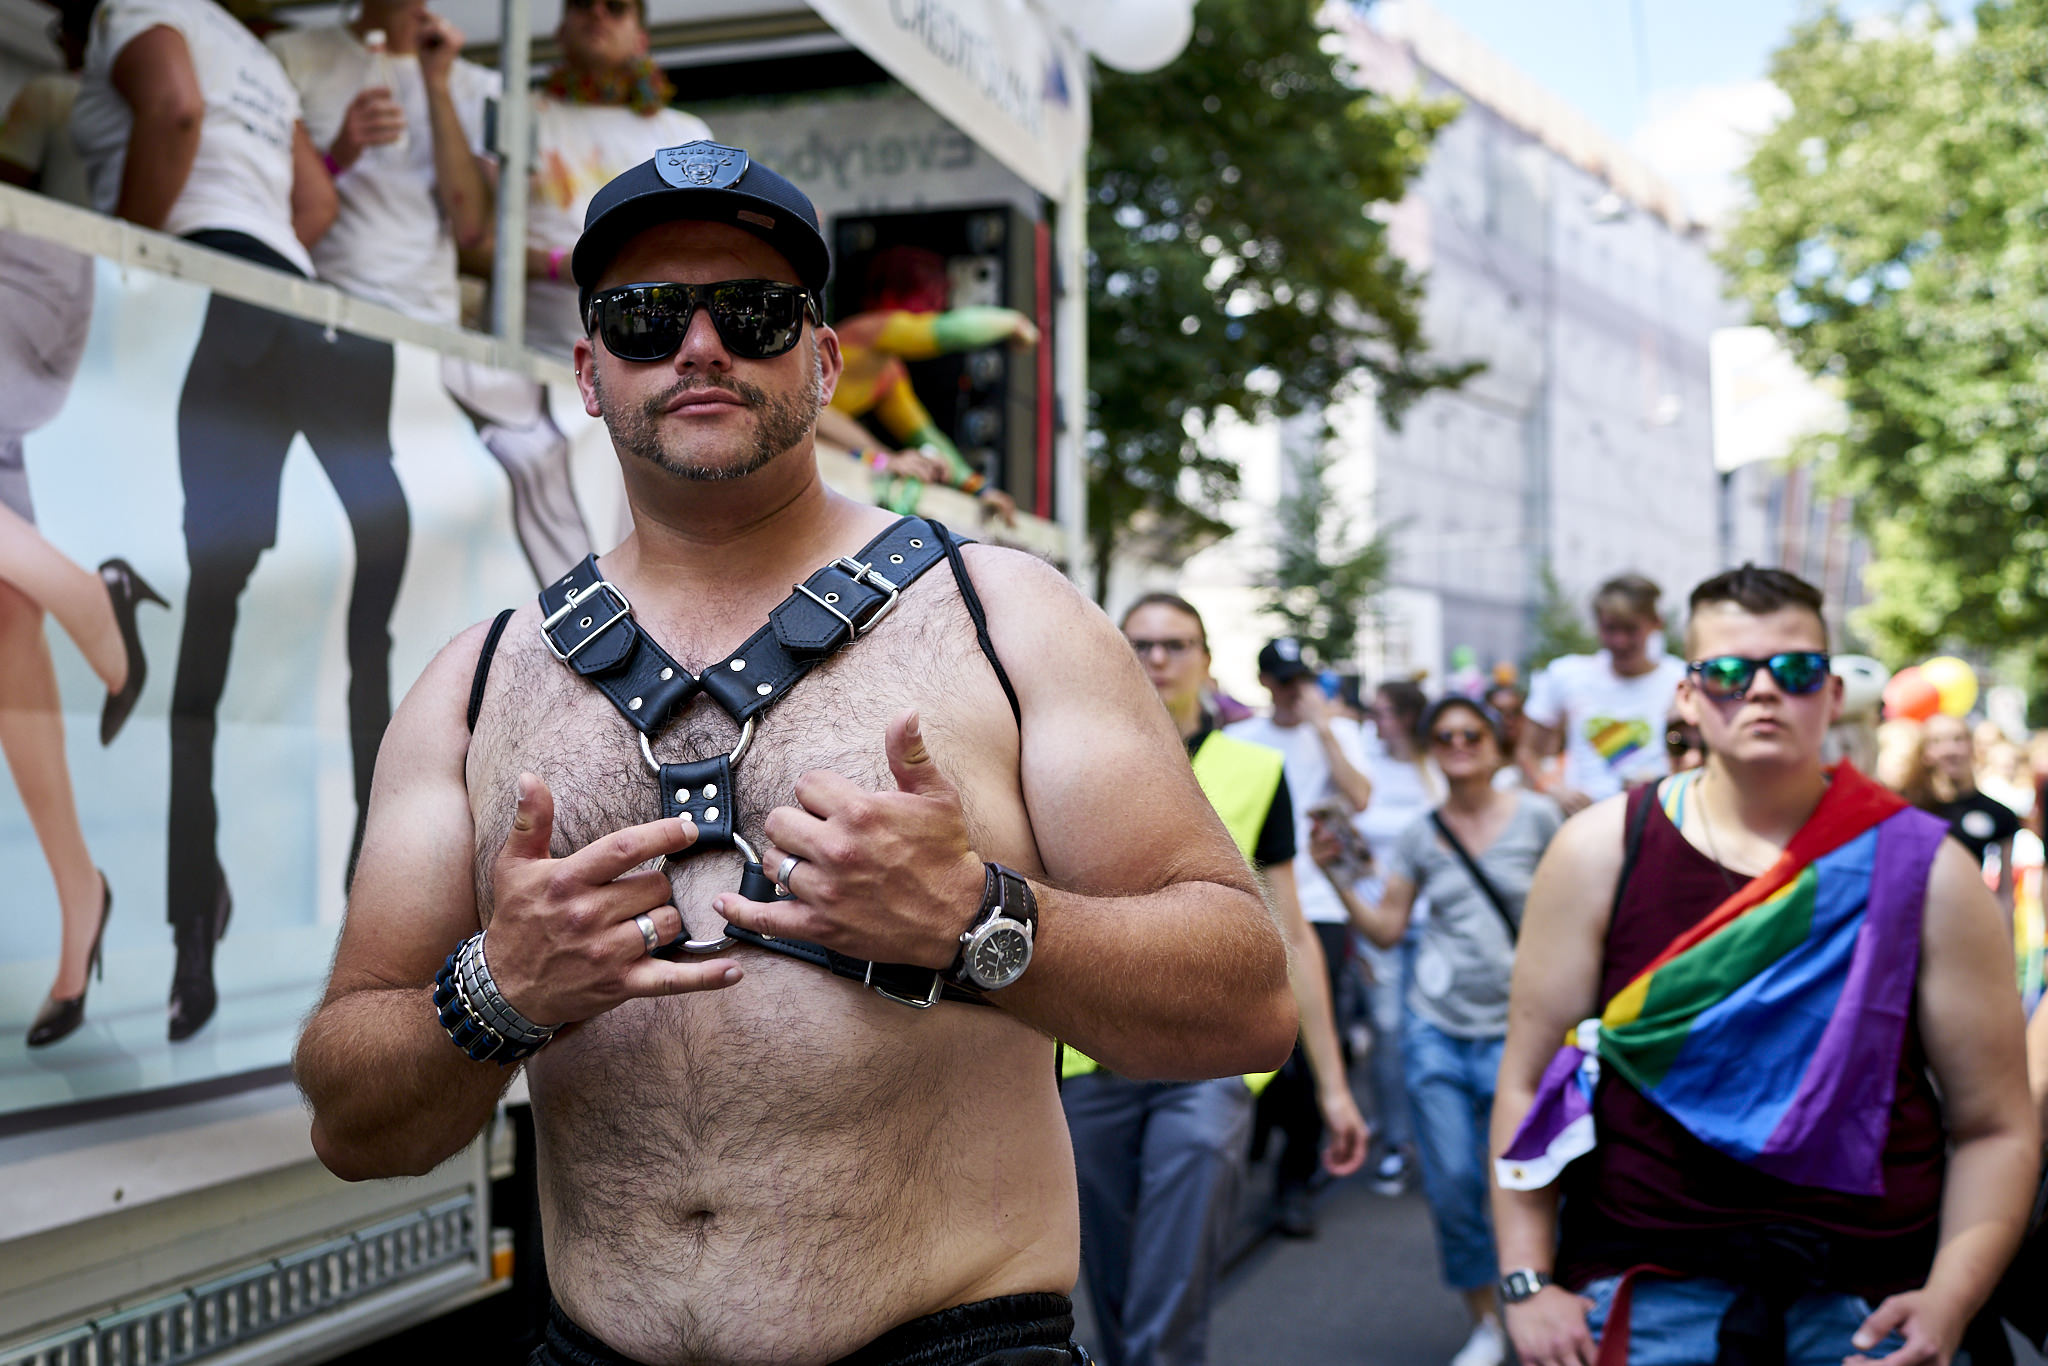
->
[502,772,556,861]
[886,710,952,797]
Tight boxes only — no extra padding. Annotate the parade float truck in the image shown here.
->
[0,0,1100,1360]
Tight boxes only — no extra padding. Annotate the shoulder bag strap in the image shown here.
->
[1430,809,1520,943]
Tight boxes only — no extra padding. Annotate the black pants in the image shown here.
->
[1260,920,1353,1194]
[167,232,408,936]
[531,1294,1090,1366]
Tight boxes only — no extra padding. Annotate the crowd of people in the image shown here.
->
[1099,567,2048,1366]
[6,5,2047,1362]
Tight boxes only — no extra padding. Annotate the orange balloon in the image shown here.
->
[1882,666,1940,722]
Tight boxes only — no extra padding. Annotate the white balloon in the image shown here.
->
[1082,0,1196,73]
[1832,654,1891,717]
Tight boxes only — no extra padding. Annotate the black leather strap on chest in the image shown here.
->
[537,516,990,1008]
[537,518,952,738]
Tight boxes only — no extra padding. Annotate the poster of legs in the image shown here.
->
[0,249,620,1119]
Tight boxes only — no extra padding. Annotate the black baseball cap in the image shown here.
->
[572,141,831,318]
[1257,637,1312,683]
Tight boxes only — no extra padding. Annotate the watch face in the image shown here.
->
[967,920,1032,989]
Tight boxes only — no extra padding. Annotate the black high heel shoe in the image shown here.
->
[98,557,168,746]
[28,873,111,1048]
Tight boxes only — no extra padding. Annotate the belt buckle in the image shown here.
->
[541,579,633,662]
[831,555,901,637]
[864,961,942,1009]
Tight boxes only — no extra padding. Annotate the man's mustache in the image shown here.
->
[640,375,766,417]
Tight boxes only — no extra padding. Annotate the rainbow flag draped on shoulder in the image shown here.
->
[1497,764,1949,1198]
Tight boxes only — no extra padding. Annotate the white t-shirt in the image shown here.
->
[267,26,499,324]
[1525,650,1687,801]
[524,92,710,356]
[1225,714,1370,924]
[0,71,90,205]
[73,0,313,274]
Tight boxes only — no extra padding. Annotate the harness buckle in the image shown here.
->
[795,555,901,638]
[864,962,944,1010]
[541,580,634,662]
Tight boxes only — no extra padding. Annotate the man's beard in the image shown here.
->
[596,355,822,483]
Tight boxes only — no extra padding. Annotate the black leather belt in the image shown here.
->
[537,517,988,1009]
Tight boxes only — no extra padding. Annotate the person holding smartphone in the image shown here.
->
[1315,696,1563,1366]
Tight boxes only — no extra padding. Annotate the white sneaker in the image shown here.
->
[1448,1317,1506,1366]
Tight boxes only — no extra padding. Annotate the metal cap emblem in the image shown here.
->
[657,141,750,190]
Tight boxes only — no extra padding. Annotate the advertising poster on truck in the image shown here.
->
[0,247,623,1122]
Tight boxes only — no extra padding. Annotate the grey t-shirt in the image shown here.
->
[1391,793,1563,1039]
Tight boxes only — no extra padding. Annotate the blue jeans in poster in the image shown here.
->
[1400,1015,1503,1293]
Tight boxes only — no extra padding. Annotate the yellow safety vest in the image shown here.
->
[1061,727,1287,1091]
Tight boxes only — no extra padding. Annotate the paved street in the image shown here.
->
[1071,1155,1477,1366]
[1211,1179,1474,1365]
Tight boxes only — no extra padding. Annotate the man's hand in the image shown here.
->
[1504,1285,1597,1366]
[1007,316,1041,348]
[417,13,463,86]
[329,86,406,172]
[877,449,950,484]
[1318,1086,1370,1176]
[724,710,987,968]
[1294,679,1335,730]
[978,487,1018,527]
[1847,1289,1966,1366]
[484,773,740,1024]
[1550,787,1594,816]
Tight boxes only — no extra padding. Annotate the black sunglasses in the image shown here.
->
[566,0,634,16]
[1432,727,1488,748]
[1687,651,1832,701]
[587,280,818,363]
[1127,637,1200,657]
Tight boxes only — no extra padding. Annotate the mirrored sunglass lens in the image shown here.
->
[1769,653,1829,693]
[711,283,804,356]
[1696,657,1754,696]
[600,290,684,360]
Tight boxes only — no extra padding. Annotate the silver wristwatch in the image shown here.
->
[1498,1268,1553,1304]
[949,863,1037,991]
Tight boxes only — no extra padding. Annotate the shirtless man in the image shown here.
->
[293,145,1296,1366]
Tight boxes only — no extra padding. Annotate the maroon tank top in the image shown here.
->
[1554,785,1947,1300]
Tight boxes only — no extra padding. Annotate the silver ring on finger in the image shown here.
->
[634,912,661,956]
[774,854,803,897]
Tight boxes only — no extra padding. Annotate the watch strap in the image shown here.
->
[947,862,1037,989]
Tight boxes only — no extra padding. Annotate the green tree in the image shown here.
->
[1525,563,1595,673]
[1722,3,2048,675]
[1085,0,1470,601]
[1265,428,1392,664]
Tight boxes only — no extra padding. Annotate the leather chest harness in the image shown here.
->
[529,515,999,1009]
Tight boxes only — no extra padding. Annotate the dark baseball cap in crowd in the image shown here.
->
[1257,637,1312,683]
[572,141,831,316]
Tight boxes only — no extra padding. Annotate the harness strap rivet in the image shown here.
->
[680,811,694,822]
[705,806,719,821]
[675,788,688,803]
[660,667,674,680]
[703,784,717,798]
[756,683,771,696]
[629,697,643,710]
